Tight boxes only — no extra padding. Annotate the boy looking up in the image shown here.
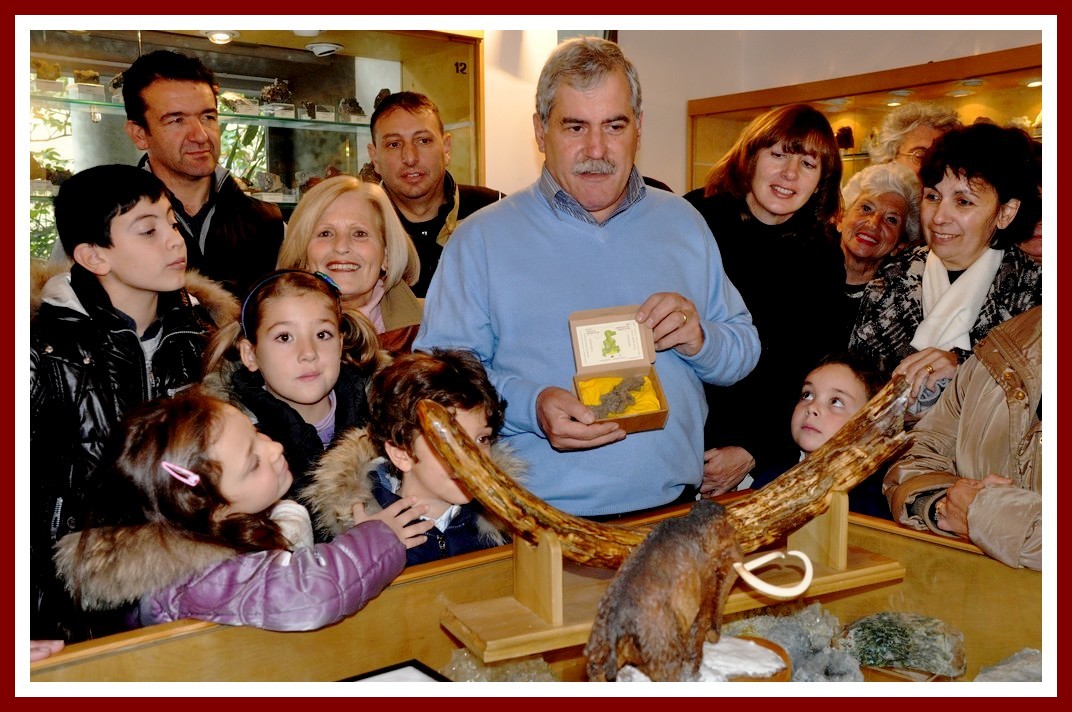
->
[750,352,888,517]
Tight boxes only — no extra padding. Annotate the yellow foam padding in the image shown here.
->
[577,376,661,416]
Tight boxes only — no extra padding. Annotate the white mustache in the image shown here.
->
[573,159,616,175]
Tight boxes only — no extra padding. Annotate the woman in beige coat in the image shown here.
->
[884,306,1041,570]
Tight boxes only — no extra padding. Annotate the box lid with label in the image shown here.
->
[568,306,668,433]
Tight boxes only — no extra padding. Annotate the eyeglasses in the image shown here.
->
[897,150,926,166]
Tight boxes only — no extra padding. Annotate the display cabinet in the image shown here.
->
[28,29,484,257]
[29,508,1042,682]
[687,44,1042,191]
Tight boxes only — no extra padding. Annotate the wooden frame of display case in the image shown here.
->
[439,491,904,663]
[28,496,1041,683]
[687,43,1042,191]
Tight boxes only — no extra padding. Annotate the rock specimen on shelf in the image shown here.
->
[31,58,61,80]
[260,79,293,105]
[835,611,966,678]
[974,648,1041,682]
[339,96,365,117]
[724,603,865,682]
[73,69,100,85]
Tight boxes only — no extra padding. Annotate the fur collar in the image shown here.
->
[30,257,239,327]
[53,522,236,610]
[301,426,527,543]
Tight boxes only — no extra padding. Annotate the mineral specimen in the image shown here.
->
[73,69,100,85]
[31,58,61,80]
[589,375,645,419]
[835,611,966,678]
[974,648,1042,682]
[260,79,293,105]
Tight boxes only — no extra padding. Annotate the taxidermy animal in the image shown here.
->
[584,498,741,681]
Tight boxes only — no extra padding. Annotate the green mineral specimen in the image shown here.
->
[835,611,966,677]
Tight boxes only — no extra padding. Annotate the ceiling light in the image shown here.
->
[1026,78,1042,88]
[888,89,914,97]
[887,101,902,107]
[306,42,343,57]
[201,30,239,45]
[945,89,975,98]
[960,78,984,87]
[293,30,321,37]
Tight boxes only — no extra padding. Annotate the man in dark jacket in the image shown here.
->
[30,165,236,642]
[367,91,503,297]
[122,49,283,297]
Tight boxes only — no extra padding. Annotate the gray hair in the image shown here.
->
[842,162,922,245]
[535,36,642,127]
[868,102,961,164]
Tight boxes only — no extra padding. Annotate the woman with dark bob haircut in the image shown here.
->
[850,122,1041,421]
[684,104,847,496]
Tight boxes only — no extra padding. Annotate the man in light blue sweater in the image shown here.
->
[414,37,759,517]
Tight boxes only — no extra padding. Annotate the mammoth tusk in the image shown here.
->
[417,399,643,568]
[732,549,814,599]
[417,374,910,568]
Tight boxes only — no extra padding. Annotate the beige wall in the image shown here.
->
[483,28,1044,195]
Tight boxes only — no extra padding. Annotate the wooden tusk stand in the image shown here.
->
[441,490,905,664]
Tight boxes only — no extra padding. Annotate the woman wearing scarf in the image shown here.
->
[849,123,1041,421]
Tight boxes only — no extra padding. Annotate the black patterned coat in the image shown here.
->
[849,245,1041,377]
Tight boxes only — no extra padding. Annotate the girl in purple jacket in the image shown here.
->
[53,390,433,636]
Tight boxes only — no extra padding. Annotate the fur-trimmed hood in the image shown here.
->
[53,522,236,611]
[301,426,527,544]
[31,257,239,327]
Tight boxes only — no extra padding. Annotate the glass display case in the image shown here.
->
[28,29,483,257]
[687,44,1042,191]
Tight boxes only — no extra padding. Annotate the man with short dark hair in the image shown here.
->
[367,91,503,297]
[122,49,283,297]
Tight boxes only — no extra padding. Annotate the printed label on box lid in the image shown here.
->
[569,305,656,375]
[575,319,645,367]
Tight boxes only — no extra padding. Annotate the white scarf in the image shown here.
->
[910,248,1003,352]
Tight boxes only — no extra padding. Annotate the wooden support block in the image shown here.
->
[788,490,849,570]
[513,531,563,625]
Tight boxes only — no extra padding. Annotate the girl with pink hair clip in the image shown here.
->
[52,389,433,635]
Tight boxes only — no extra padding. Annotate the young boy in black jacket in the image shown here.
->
[30,164,237,643]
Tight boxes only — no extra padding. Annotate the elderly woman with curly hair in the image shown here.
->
[684,104,846,495]
[868,101,961,176]
[850,123,1041,420]
[836,161,921,341]
[277,176,422,353]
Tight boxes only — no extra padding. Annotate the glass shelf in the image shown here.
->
[31,94,373,133]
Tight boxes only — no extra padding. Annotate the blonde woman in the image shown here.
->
[278,176,422,353]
